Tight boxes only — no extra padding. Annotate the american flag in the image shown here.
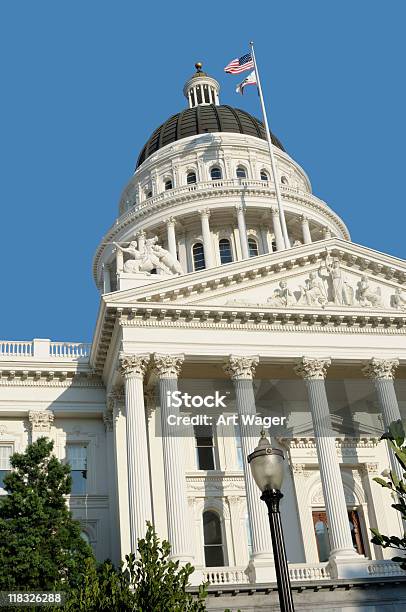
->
[224,52,254,74]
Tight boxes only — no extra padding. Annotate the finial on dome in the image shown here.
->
[183,63,220,108]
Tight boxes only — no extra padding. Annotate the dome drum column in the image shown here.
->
[235,205,249,260]
[270,207,285,251]
[301,215,312,244]
[198,209,215,268]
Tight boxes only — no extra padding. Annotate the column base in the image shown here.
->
[328,550,370,579]
[247,556,276,583]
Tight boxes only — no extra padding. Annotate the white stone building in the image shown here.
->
[1,64,406,610]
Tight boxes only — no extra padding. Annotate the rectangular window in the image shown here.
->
[194,425,216,470]
[67,444,87,495]
[0,445,12,493]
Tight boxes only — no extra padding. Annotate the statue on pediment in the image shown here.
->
[391,287,406,310]
[319,257,355,306]
[358,275,384,308]
[267,280,296,307]
[114,236,182,276]
[298,271,328,307]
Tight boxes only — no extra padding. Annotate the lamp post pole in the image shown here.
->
[261,489,295,612]
[248,432,295,612]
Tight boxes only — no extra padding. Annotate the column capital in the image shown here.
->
[300,215,309,223]
[28,410,54,433]
[103,409,114,432]
[362,357,399,380]
[270,207,279,217]
[164,216,176,227]
[294,357,331,380]
[153,353,184,378]
[119,354,150,379]
[198,208,210,219]
[224,355,259,380]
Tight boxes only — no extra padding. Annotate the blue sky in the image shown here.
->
[0,1,404,342]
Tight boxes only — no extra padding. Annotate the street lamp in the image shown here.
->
[247,431,295,612]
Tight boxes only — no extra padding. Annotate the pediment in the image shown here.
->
[105,238,406,314]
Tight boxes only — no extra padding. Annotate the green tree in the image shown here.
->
[0,437,93,590]
[370,419,406,570]
[65,523,208,611]
[129,522,207,611]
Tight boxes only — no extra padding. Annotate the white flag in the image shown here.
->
[236,70,257,95]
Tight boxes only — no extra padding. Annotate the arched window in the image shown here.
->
[210,166,222,180]
[219,238,233,264]
[164,179,173,191]
[248,237,259,257]
[260,169,269,181]
[192,243,206,271]
[187,171,197,185]
[236,166,247,179]
[146,190,152,199]
[203,511,225,567]
[281,175,288,185]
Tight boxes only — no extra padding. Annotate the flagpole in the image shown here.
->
[249,41,290,249]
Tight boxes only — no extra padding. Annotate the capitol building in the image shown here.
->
[1,64,406,610]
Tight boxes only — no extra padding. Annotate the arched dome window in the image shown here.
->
[248,237,259,257]
[236,166,247,179]
[210,166,222,180]
[281,175,288,185]
[219,238,233,264]
[164,179,173,191]
[187,171,197,185]
[146,190,152,199]
[203,511,225,567]
[260,169,269,181]
[192,243,206,271]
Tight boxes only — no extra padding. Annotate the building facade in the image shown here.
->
[1,65,406,610]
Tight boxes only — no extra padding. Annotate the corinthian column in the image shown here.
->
[294,358,366,578]
[362,358,402,482]
[271,207,285,251]
[153,353,194,564]
[119,354,153,554]
[224,355,275,582]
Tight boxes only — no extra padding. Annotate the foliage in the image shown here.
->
[64,523,208,611]
[0,437,93,590]
[370,419,406,570]
[129,522,207,611]
[63,557,133,611]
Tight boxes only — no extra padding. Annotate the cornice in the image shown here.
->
[0,369,103,388]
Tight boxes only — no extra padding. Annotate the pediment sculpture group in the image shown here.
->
[267,258,405,310]
[229,258,406,310]
[114,236,182,275]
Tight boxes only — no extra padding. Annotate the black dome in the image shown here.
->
[136,104,284,168]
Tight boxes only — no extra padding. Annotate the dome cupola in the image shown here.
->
[183,62,220,108]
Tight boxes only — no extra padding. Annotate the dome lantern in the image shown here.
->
[183,62,220,108]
